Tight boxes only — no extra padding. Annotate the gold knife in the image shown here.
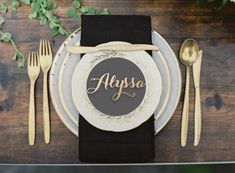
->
[193,50,203,146]
[66,44,159,54]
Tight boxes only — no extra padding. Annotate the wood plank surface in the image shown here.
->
[0,0,235,164]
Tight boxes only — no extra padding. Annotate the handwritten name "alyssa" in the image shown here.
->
[87,73,145,101]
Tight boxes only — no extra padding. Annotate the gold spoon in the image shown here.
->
[179,39,199,147]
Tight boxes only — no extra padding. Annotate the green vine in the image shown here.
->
[28,0,71,37]
[0,2,24,67]
[67,0,109,19]
[0,0,109,68]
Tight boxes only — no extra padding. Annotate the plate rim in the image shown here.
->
[58,52,78,126]
[154,50,171,120]
[49,29,81,136]
[153,29,182,134]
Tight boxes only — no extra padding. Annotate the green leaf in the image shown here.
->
[12,52,17,60]
[15,51,25,67]
[73,0,81,8]
[45,11,53,19]
[0,3,7,15]
[20,0,31,5]
[51,27,60,37]
[12,51,25,67]
[39,16,47,25]
[58,26,66,35]
[80,6,90,13]
[0,16,5,26]
[99,8,109,15]
[9,0,20,11]
[0,32,12,42]
[31,1,41,12]
[27,0,69,37]
[67,9,81,19]
[67,9,75,16]
[68,1,109,18]
[86,7,97,15]
[28,12,37,19]
[49,21,56,29]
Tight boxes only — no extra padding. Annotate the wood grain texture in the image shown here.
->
[0,0,235,164]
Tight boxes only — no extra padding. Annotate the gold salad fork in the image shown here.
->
[28,52,40,145]
[39,40,52,144]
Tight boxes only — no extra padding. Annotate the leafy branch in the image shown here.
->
[0,2,24,67]
[0,0,109,68]
[67,0,109,19]
[28,0,71,37]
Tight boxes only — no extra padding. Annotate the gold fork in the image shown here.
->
[27,52,40,145]
[39,40,52,144]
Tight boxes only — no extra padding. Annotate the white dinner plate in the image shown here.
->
[72,41,162,132]
[49,28,181,136]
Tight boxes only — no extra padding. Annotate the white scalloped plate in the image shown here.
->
[72,41,162,132]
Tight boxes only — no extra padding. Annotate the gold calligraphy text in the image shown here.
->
[87,73,145,101]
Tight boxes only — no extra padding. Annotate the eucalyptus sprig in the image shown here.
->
[68,0,109,20]
[0,31,25,67]
[8,0,71,36]
[0,2,25,67]
[0,0,109,68]
[28,0,71,37]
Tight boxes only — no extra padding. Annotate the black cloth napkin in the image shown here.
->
[79,15,155,163]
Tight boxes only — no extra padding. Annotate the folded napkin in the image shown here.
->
[79,15,155,163]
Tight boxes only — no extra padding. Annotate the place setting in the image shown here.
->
[27,15,203,163]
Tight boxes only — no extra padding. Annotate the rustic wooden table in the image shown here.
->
[0,0,235,164]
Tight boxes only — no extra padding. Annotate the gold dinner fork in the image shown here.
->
[39,40,52,144]
[28,52,40,145]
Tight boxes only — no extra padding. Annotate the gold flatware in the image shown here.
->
[27,52,40,145]
[39,39,52,144]
[179,39,199,147]
[193,50,203,146]
[66,44,159,54]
